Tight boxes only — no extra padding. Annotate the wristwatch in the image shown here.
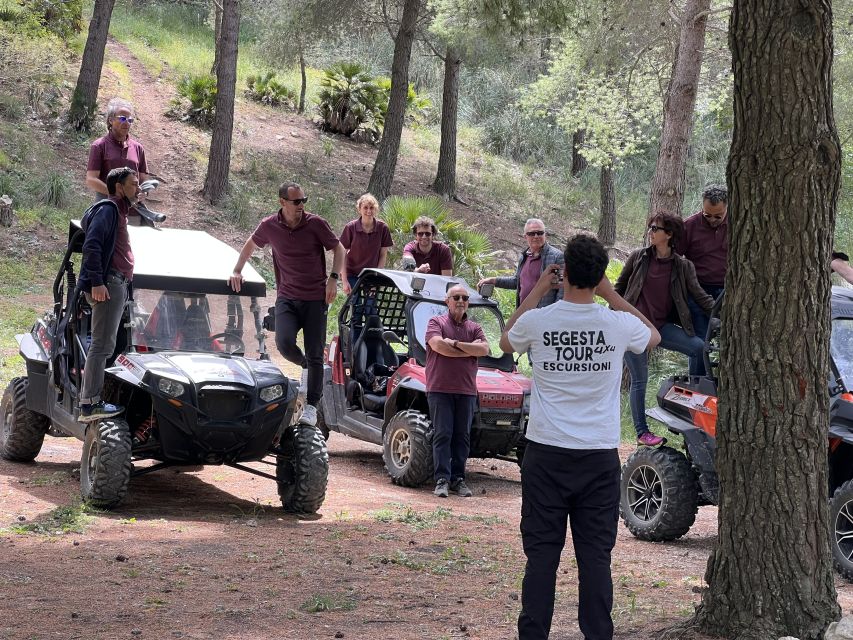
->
[329,272,340,280]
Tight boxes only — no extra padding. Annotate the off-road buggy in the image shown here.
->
[0,219,328,513]
[316,268,531,487]
[619,287,853,580]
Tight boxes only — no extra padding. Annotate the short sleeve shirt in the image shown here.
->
[403,240,453,274]
[424,313,486,396]
[340,218,393,275]
[251,211,340,301]
[87,133,148,184]
[508,301,650,449]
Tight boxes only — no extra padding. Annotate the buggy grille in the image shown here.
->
[198,387,251,420]
[478,411,521,428]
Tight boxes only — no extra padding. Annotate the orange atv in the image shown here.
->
[619,288,853,580]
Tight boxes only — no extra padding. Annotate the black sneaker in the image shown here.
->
[78,401,124,423]
[450,478,473,497]
[434,478,449,498]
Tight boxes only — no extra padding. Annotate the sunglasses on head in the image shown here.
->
[525,230,546,237]
[450,294,470,302]
[115,116,134,124]
[416,231,433,237]
[648,224,665,233]
[284,197,309,205]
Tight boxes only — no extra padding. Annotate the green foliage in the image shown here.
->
[317,61,385,143]
[39,172,68,207]
[245,72,297,108]
[375,77,433,124]
[171,74,217,127]
[26,0,82,40]
[6,501,94,536]
[300,593,357,613]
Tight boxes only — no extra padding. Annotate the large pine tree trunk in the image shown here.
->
[690,1,841,638]
[202,0,239,205]
[68,0,117,131]
[367,0,421,202]
[571,129,587,177]
[597,165,615,247]
[298,39,306,114]
[211,0,222,76]
[648,0,710,216]
[432,47,461,199]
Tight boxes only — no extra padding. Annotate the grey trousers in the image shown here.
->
[80,274,128,405]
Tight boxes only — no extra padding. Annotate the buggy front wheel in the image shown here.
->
[80,419,132,508]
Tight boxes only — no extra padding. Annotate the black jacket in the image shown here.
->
[78,197,124,292]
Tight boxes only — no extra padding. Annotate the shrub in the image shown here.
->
[30,0,83,40]
[169,74,217,127]
[245,72,296,108]
[375,77,432,125]
[317,62,385,143]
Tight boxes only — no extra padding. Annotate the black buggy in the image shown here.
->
[0,220,328,513]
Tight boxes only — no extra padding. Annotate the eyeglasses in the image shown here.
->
[416,231,433,238]
[525,230,546,237]
[284,197,309,205]
[115,116,134,124]
[702,211,725,220]
[648,225,664,233]
[450,294,470,302]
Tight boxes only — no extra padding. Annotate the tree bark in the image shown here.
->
[202,0,239,205]
[68,0,117,131]
[691,1,841,638]
[571,129,587,177]
[298,38,306,114]
[211,0,222,76]
[367,0,421,202]
[648,0,710,217]
[432,47,461,199]
[597,165,615,246]
[0,195,13,227]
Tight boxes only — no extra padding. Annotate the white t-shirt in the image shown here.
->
[508,300,650,449]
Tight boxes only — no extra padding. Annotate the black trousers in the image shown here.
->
[427,392,476,482]
[274,298,327,406]
[518,442,621,640]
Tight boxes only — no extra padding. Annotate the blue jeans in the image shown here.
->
[624,323,705,436]
[687,284,724,342]
[427,392,476,483]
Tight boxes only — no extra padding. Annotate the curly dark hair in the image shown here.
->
[648,212,683,249]
[702,184,728,205]
[563,234,608,289]
[106,167,137,195]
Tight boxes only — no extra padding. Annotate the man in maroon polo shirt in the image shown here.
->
[678,184,728,340]
[229,182,345,427]
[402,216,453,275]
[86,98,149,200]
[425,284,490,498]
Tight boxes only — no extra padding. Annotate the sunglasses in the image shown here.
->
[284,197,309,205]
[702,212,725,220]
[525,230,546,237]
[648,225,665,233]
[450,294,470,302]
[416,231,433,237]
[115,116,134,123]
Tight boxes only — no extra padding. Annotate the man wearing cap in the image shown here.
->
[229,182,345,428]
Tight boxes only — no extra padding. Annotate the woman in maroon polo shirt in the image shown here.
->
[614,212,714,446]
[340,193,393,294]
[86,98,149,200]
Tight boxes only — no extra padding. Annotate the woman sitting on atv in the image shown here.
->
[615,212,715,446]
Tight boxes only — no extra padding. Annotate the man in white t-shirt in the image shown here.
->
[500,234,660,640]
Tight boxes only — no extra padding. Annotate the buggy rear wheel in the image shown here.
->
[830,479,853,581]
[277,424,329,514]
[80,418,132,508]
[620,445,699,541]
[0,377,50,462]
[383,410,433,487]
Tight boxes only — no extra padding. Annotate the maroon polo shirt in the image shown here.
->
[678,212,728,287]
[424,312,486,396]
[518,252,542,303]
[340,218,393,275]
[635,256,673,330]
[403,240,453,274]
[87,132,148,184]
[109,195,134,280]
[252,210,340,301]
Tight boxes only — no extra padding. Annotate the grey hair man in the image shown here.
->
[86,98,149,199]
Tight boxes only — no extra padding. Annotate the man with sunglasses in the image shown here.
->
[401,216,453,275]
[228,182,345,428]
[677,184,728,339]
[86,98,149,202]
[425,284,490,498]
[478,218,564,309]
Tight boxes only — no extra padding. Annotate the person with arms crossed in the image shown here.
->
[401,216,453,275]
[500,234,660,640]
[229,182,345,427]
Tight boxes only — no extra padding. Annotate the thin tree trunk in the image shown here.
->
[648,0,710,217]
[298,38,306,114]
[367,0,421,202]
[432,47,461,199]
[69,0,117,131]
[202,0,239,205]
[211,0,222,76]
[688,0,841,638]
[597,165,615,246]
[571,129,587,177]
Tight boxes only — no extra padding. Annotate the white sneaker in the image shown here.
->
[299,404,317,427]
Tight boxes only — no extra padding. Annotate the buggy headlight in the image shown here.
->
[259,384,284,402]
[158,378,185,398]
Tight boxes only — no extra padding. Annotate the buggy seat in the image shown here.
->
[352,315,397,413]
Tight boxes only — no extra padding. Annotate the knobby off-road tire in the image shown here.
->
[80,418,132,508]
[620,445,699,541]
[830,479,853,581]
[0,377,50,462]
[383,410,433,487]
[277,424,329,514]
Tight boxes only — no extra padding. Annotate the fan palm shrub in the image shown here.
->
[245,72,297,108]
[317,62,385,142]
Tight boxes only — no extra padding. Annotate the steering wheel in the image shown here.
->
[209,332,246,354]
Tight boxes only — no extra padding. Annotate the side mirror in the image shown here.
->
[382,330,402,344]
[262,306,275,331]
[478,283,495,298]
